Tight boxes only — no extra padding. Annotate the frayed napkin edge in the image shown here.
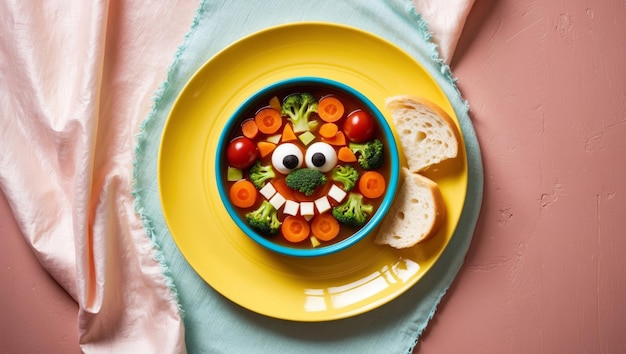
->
[131,0,211,318]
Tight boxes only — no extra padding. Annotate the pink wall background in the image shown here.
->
[2,0,625,353]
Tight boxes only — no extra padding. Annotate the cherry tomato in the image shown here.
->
[343,110,375,143]
[226,136,258,169]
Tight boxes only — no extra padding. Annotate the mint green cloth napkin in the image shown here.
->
[133,0,483,352]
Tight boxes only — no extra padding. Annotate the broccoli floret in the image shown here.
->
[349,139,384,170]
[245,200,281,235]
[281,93,319,133]
[332,193,374,227]
[248,161,275,189]
[331,165,359,191]
[285,168,327,196]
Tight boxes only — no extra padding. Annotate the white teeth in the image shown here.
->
[269,193,286,210]
[328,184,347,202]
[259,182,276,199]
[300,202,315,217]
[283,200,300,216]
[257,182,344,218]
[314,196,332,214]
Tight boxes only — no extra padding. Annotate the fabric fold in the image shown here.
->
[1,1,198,352]
[413,0,475,63]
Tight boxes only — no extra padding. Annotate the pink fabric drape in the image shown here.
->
[413,0,475,63]
[0,1,197,352]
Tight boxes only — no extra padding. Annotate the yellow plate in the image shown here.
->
[159,22,467,321]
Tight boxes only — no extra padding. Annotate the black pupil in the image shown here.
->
[283,155,299,169]
[311,152,326,167]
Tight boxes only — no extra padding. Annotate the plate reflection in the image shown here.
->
[304,258,420,312]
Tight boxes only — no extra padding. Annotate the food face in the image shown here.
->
[222,86,390,249]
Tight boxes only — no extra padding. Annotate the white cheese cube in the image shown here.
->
[283,200,300,216]
[300,202,315,216]
[314,196,332,214]
[328,184,347,202]
[303,214,314,222]
[259,182,276,199]
[269,193,286,210]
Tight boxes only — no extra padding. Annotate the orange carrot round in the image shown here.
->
[241,119,259,139]
[311,214,340,241]
[281,216,311,243]
[319,122,339,138]
[318,96,344,122]
[255,107,282,134]
[358,171,386,199]
[229,180,257,208]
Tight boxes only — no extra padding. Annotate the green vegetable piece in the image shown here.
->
[298,131,316,146]
[349,139,384,170]
[227,166,243,181]
[266,134,282,144]
[331,192,374,227]
[331,165,359,191]
[281,92,319,133]
[285,168,327,196]
[248,160,276,189]
[310,236,321,248]
[245,200,281,235]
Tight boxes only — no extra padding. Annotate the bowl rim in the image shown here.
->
[215,76,400,257]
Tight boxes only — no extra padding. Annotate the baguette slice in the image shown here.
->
[374,168,446,248]
[386,95,459,172]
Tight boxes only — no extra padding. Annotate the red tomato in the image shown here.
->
[226,136,258,169]
[343,110,375,142]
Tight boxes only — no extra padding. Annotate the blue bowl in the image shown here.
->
[216,77,400,257]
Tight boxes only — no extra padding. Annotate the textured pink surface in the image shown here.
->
[1,1,625,353]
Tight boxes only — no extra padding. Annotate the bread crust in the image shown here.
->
[385,95,460,173]
[374,168,446,248]
[374,96,458,249]
[386,95,458,133]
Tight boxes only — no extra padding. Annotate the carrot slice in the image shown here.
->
[311,214,340,241]
[281,123,297,142]
[229,180,257,208]
[257,141,276,158]
[281,216,311,243]
[241,119,259,139]
[337,146,357,162]
[318,96,344,122]
[255,108,282,134]
[358,171,386,199]
[319,123,339,138]
[321,131,346,146]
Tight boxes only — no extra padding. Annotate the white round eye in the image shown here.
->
[305,142,337,173]
[271,143,303,174]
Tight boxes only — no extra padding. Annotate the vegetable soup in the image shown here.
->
[220,84,392,249]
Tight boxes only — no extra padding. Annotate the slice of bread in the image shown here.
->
[385,95,459,173]
[374,167,445,248]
